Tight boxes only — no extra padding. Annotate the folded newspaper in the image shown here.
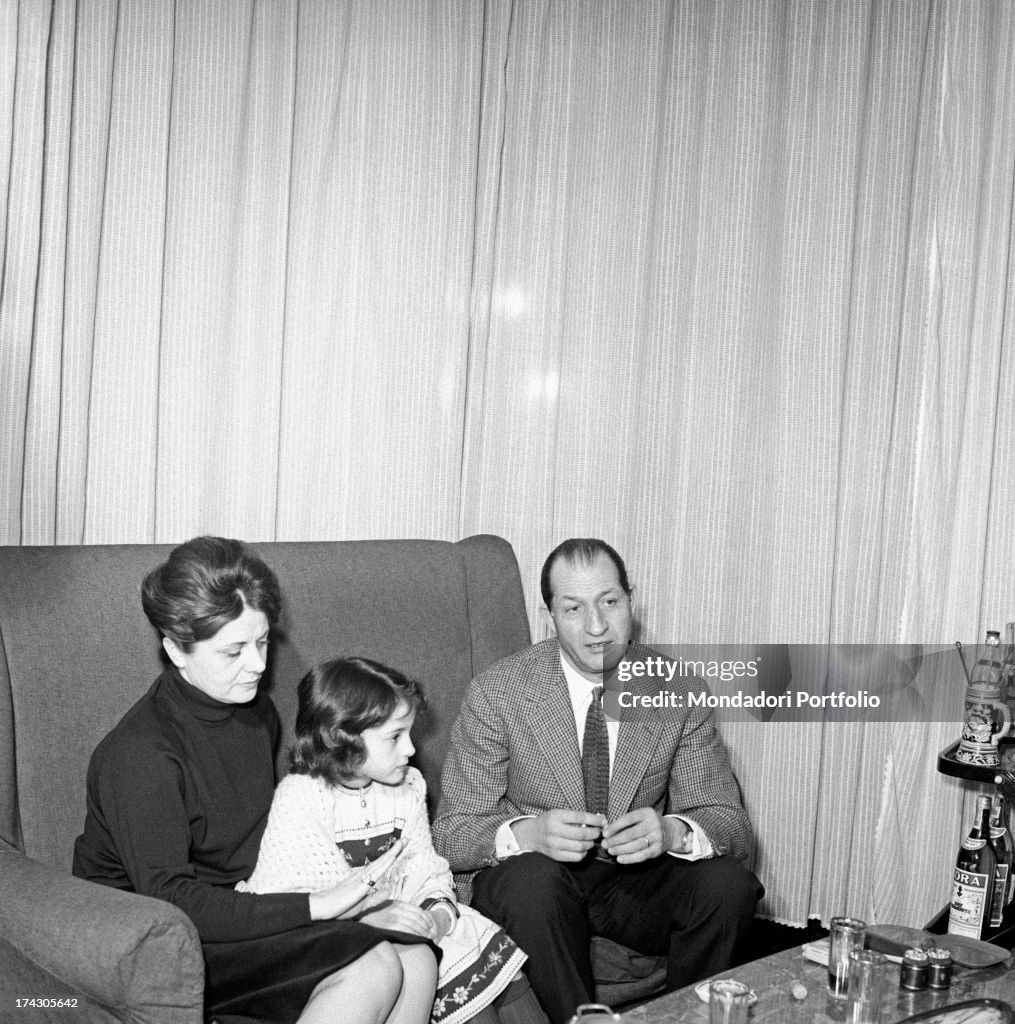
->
[802,937,902,966]
[803,926,1009,969]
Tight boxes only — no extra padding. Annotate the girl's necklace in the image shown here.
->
[338,779,373,828]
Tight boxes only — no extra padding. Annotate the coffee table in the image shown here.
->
[621,944,1015,1023]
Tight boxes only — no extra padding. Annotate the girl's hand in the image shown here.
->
[426,906,455,943]
[357,899,437,938]
[308,838,405,921]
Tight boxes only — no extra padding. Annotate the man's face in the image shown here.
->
[543,552,633,682]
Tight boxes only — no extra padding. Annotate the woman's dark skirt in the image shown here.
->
[204,919,433,1023]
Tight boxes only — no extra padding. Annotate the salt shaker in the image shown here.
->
[900,948,929,991]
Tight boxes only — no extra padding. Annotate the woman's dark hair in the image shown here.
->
[141,536,281,650]
[290,657,425,785]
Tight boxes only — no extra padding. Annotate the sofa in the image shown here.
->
[0,535,664,1023]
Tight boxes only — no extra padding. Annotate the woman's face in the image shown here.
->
[163,603,270,704]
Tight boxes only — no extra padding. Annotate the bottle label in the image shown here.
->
[962,838,987,850]
[950,867,991,938]
[990,864,1010,928]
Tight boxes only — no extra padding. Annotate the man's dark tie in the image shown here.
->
[582,686,609,817]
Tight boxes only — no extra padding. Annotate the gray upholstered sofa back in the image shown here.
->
[0,535,530,873]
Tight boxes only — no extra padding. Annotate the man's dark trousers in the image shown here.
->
[471,851,762,1024]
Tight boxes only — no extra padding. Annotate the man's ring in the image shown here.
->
[644,837,650,849]
[364,876,376,888]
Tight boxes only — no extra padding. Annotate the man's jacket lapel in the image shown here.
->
[523,649,586,812]
[610,715,664,818]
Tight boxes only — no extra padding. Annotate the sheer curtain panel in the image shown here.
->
[3,0,1015,929]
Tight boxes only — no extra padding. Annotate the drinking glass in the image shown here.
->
[828,917,866,998]
[846,949,887,1024]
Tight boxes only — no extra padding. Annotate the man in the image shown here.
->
[432,538,762,1023]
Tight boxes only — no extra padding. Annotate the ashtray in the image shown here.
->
[695,981,759,1006]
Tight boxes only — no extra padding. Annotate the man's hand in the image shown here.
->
[602,808,689,863]
[512,809,607,861]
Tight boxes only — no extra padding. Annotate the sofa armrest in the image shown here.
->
[0,843,203,1023]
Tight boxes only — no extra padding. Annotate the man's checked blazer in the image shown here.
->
[432,638,753,903]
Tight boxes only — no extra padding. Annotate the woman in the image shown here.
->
[73,536,437,1024]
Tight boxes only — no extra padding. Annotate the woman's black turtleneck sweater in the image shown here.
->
[73,667,310,942]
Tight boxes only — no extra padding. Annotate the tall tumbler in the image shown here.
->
[846,949,887,1024]
[828,917,867,999]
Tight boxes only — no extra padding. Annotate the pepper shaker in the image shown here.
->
[927,949,953,989]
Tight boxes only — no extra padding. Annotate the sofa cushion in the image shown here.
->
[591,935,666,1006]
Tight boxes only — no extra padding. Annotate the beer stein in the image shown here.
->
[956,635,1011,766]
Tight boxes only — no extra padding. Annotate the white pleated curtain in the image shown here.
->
[3,0,1014,929]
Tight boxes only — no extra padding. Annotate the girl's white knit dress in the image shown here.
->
[238,768,526,1024]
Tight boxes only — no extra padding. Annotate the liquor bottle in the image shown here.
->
[948,794,997,939]
[989,790,1012,927]
[974,631,1003,690]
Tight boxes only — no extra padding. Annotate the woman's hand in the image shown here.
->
[307,838,405,921]
[357,899,438,938]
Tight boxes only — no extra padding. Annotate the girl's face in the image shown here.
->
[352,701,416,786]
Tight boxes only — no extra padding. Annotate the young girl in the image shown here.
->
[239,657,547,1024]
